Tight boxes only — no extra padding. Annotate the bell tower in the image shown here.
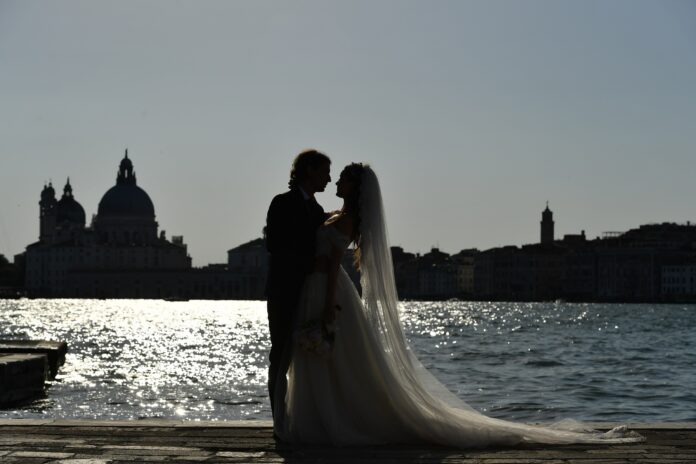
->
[39,181,58,242]
[541,202,554,245]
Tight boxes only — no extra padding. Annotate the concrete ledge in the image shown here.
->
[0,353,47,406]
[0,340,68,379]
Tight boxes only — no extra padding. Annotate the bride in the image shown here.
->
[273,163,643,448]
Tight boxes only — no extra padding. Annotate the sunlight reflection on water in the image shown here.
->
[1,299,694,422]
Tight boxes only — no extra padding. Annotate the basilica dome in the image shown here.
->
[56,179,86,226]
[98,185,155,217]
[97,151,155,218]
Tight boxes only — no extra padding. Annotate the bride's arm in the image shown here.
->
[322,245,344,325]
[322,217,355,325]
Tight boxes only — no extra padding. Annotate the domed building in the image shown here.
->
[38,179,86,242]
[24,150,193,298]
[94,150,158,245]
[56,179,86,228]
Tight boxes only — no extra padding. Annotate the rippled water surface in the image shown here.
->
[1,299,694,422]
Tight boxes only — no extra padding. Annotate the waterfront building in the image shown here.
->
[475,219,696,302]
[474,206,569,301]
[0,254,22,297]
[417,248,459,299]
[391,246,474,299]
[662,264,696,297]
[451,249,478,296]
[561,244,597,300]
[474,243,567,301]
[226,238,268,299]
[592,223,696,302]
[391,246,419,298]
[23,151,191,297]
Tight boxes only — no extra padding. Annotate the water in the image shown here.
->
[1,299,694,422]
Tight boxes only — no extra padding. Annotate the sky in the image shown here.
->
[1,0,695,266]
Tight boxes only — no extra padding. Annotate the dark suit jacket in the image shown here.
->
[265,188,325,310]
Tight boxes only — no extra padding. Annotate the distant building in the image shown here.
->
[474,243,567,301]
[417,248,459,298]
[593,248,659,301]
[391,246,417,298]
[592,223,696,302]
[474,206,568,301]
[475,214,696,302]
[662,264,696,297]
[392,246,475,300]
[0,254,23,297]
[451,249,477,296]
[226,238,268,299]
[23,151,192,298]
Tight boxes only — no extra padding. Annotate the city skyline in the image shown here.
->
[1,1,695,265]
[5,152,693,265]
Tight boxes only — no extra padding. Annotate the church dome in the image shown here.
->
[97,150,155,218]
[98,184,155,217]
[56,179,86,226]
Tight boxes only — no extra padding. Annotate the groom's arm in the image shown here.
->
[266,195,286,254]
[266,193,298,255]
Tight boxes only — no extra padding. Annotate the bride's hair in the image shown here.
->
[340,162,367,269]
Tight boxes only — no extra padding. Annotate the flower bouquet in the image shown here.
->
[295,319,336,359]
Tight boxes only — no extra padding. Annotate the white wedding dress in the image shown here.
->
[275,167,643,448]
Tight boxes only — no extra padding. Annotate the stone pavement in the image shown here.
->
[0,420,694,463]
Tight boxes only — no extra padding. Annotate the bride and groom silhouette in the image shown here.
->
[264,149,643,448]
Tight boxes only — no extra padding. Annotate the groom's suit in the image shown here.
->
[265,187,325,419]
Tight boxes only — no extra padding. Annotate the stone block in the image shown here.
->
[0,340,68,379]
[0,353,48,406]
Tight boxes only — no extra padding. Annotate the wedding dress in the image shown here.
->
[275,166,644,448]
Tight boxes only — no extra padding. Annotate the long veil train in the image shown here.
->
[354,165,643,446]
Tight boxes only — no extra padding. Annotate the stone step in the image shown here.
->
[0,353,47,407]
[0,340,67,379]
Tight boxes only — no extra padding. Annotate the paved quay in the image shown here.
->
[0,420,694,463]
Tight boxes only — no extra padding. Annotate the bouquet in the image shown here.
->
[295,319,336,359]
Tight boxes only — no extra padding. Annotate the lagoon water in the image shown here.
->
[1,299,694,422]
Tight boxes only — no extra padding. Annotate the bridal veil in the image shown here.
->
[355,165,643,446]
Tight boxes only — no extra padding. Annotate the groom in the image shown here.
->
[265,149,331,423]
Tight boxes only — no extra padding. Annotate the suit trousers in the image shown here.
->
[266,285,303,420]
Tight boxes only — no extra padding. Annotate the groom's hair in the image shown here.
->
[289,149,331,189]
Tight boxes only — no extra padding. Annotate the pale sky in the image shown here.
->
[1,0,695,266]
